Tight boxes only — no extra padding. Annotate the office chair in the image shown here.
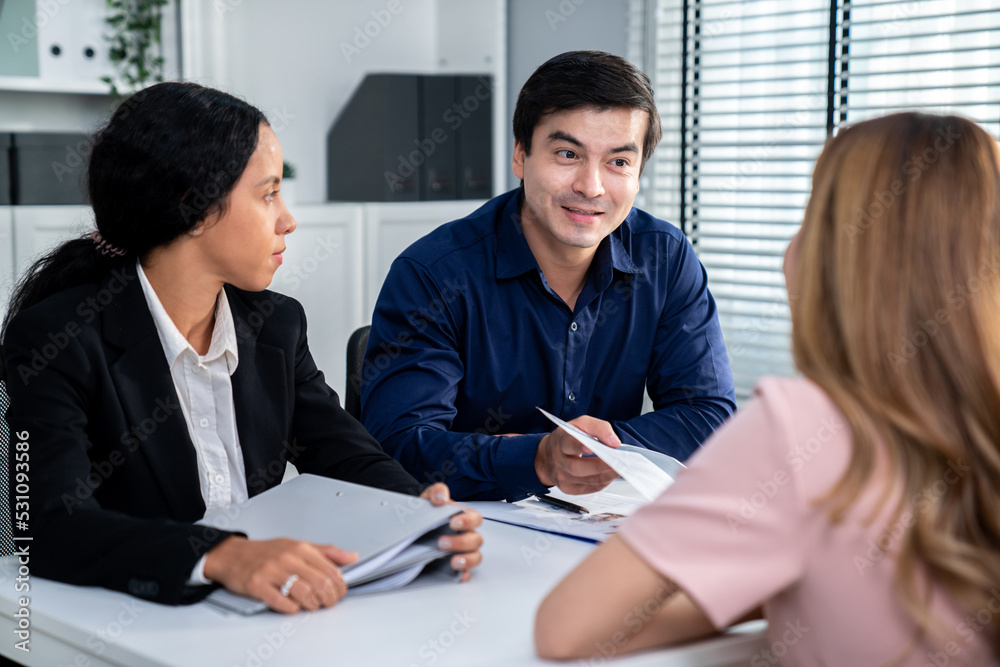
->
[345,325,371,421]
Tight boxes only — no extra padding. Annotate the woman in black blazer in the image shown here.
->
[1,82,482,612]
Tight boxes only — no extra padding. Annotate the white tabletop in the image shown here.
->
[0,519,766,667]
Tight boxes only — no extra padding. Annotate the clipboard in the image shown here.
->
[199,474,461,614]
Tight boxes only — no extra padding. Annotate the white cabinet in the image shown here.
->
[363,200,485,315]
[11,205,93,270]
[270,204,365,402]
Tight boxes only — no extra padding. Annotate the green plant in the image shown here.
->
[101,0,170,97]
[283,162,297,180]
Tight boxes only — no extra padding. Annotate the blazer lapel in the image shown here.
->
[101,266,205,521]
[226,287,289,497]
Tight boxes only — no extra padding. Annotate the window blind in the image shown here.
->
[633,0,1000,401]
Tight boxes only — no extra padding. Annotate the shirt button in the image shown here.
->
[570,321,578,332]
[214,474,224,484]
[568,392,576,401]
[199,418,210,428]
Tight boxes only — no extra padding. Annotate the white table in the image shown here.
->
[0,520,766,667]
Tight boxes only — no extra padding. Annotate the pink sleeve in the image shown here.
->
[618,378,807,629]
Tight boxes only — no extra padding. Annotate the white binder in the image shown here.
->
[199,474,462,614]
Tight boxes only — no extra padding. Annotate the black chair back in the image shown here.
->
[345,325,371,421]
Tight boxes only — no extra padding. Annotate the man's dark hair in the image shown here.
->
[512,50,662,170]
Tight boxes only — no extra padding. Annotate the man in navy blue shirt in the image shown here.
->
[361,51,735,501]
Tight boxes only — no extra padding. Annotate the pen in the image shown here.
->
[533,494,589,514]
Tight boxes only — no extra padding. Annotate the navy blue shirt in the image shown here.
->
[361,188,735,501]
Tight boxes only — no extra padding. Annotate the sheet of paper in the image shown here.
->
[537,408,676,502]
[545,482,646,517]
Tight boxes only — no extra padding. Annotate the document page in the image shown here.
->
[537,408,678,501]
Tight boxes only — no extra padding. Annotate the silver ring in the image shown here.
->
[280,574,299,596]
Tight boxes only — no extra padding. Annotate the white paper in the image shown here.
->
[537,408,677,502]
[546,482,646,517]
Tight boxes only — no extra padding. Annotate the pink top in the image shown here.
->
[620,376,997,666]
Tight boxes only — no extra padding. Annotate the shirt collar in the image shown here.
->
[136,260,240,373]
[495,187,641,280]
[495,189,540,279]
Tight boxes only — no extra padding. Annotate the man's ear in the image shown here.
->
[512,140,527,181]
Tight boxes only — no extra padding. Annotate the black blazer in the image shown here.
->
[3,265,421,605]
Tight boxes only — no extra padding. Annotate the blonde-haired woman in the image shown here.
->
[534,112,1000,665]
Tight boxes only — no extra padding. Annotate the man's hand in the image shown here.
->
[534,415,621,494]
[204,536,358,614]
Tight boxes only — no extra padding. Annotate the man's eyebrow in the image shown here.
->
[547,131,638,155]
[547,130,582,147]
[610,142,639,155]
[255,176,280,188]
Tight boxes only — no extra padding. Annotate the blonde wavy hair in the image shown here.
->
[791,112,1000,652]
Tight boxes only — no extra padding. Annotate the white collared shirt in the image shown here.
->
[137,261,248,584]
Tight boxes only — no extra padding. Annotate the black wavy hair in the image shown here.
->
[512,50,662,171]
[0,81,267,369]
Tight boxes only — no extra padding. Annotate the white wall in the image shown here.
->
[182,0,505,204]
[505,0,630,190]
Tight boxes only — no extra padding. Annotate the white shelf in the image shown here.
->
[0,76,109,95]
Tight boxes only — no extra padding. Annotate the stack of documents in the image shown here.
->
[199,474,461,614]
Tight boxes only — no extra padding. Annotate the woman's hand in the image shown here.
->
[420,482,484,582]
[204,536,358,614]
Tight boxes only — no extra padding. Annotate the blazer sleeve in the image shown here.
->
[282,299,423,496]
[3,304,238,606]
